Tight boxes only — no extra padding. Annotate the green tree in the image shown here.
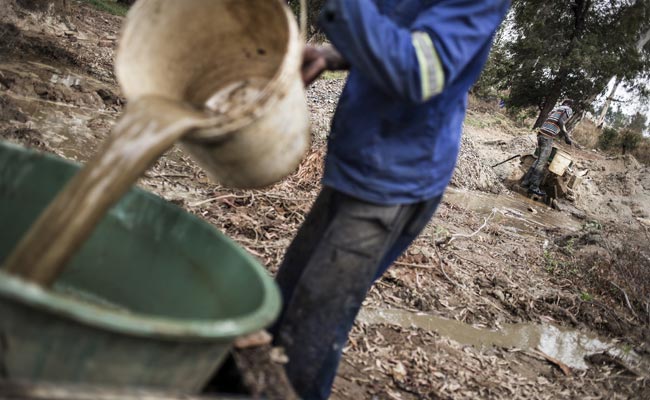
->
[603,107,629,129]
[493,0,650,128]
[620,129,643,154]
[599,127,620,150]
[599,111,647,153]
[627,111,648,133]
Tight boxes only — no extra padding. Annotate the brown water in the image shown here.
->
[3,96,213,286]
[445,188,581,235]
[358,308,649,374]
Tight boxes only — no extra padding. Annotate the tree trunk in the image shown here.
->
[306,0,325,38]
[288,0,325,38]
[597,77,621,127]
[567,110,586,132]
[533,101,554,130]
[568,92,597,131]
[637,27,650,52]
[533,78,563,129]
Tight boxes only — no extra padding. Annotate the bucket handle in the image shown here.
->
[299,0,307,41]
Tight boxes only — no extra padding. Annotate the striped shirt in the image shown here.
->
[540,105,573,137]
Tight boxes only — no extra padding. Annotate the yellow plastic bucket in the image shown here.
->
[549,149,572,176]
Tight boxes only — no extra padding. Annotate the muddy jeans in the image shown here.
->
[271,187,442,400]
[522,134,554,190]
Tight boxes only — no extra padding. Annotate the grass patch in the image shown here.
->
[321,71,348,81]
[79,0,129,16]
[464,113,488,129]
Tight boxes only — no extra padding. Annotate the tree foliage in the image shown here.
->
[598,111,647,153]
[627,110,648,133]
[599,127,620,149]
[620,128,643,153]
[482,0,650,128]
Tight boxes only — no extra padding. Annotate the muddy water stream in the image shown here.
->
[445,188,581,235]
[358,308,650,374]
[3,96,214,285]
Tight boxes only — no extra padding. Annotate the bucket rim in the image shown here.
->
[0,252,280,342]
[554,149,572,157]
[184,0,303,142]
[0,141,281,342]
[0,267,279,342]
[116,0,304,143]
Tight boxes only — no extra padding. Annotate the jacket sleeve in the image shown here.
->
[319,0,509,103]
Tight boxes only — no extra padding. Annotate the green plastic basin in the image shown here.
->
[0,141,280,392]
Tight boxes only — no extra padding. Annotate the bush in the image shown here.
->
[632,138,650,165]
[598,127,619,150]
[619,129,643,155]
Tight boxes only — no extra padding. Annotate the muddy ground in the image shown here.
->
[1,1,649,399]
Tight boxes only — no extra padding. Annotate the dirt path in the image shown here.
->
[1,2,648,399]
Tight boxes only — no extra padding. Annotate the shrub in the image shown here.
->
[598,127,619,150]
[619,129,643,155]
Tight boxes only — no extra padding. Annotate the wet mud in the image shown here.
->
[358,308,650,373]
[445,188,582,236]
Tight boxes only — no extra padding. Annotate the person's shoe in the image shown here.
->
[528,186,546,197]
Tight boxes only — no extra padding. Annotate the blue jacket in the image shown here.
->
[320,0,509,204]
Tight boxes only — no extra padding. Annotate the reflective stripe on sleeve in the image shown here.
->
[412,31,445,101]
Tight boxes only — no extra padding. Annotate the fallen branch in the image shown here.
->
[189,194,244,208]
[532,349,572,376]
[255,192,313,202]
[394,261,435,270]
[447,209,497,245]
[449,251,483,267]
[153,173,192,179]
[609,281,639,321]
[434,247,462,288]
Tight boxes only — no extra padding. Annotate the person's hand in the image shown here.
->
[302,46,328,87]
[301,45,349,87]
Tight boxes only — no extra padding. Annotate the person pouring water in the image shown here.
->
[270,1,509,398]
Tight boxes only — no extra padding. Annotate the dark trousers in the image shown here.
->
[271,187,442,400]
[522,134,553,190]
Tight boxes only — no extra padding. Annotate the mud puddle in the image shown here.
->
[444,188,581,235]
[358,308,649,374]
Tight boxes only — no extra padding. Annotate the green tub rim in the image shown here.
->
[0,141,281,342]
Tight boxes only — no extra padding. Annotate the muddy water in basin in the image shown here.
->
[444,188,581,235]
[3,96,212,285]
[358,308,649,373]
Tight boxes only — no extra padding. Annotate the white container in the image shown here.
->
[115,0,310,189]
[549,149,572,176]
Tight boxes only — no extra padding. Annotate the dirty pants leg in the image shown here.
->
[272,187,441,400]
[522,135,553,190]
